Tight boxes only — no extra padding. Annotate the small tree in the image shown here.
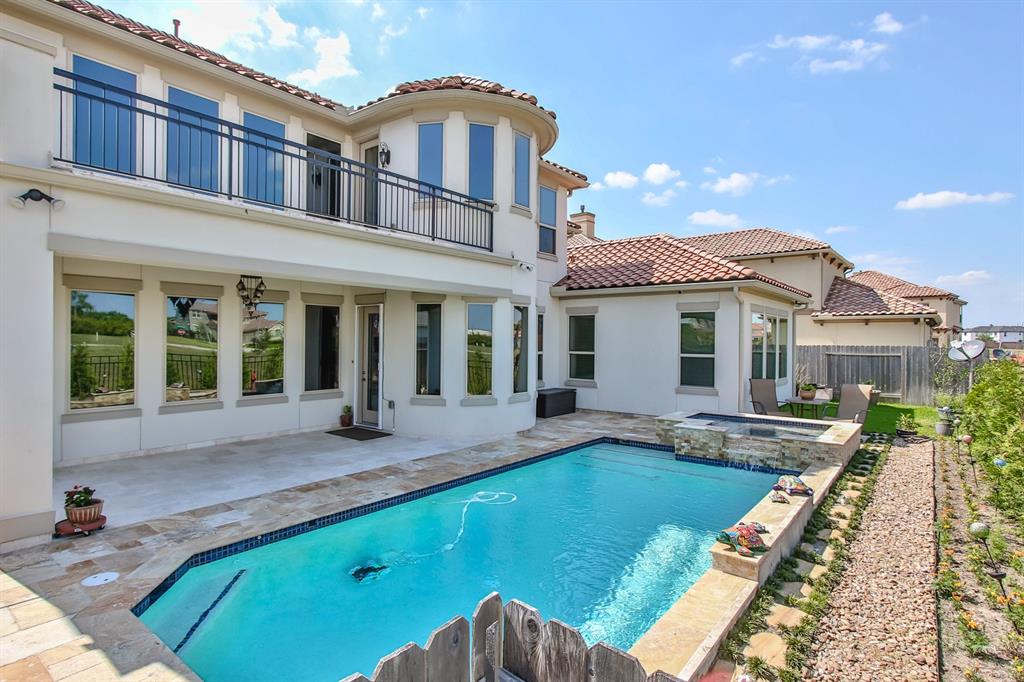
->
[119,338,135,390]
[69,343,96,399]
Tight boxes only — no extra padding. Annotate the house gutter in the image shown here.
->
[550,280,811,303]
[732,286,746,413]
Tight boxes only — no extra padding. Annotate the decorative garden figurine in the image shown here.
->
[773,474,813,496]
[717,522,769,557]
[994,457,1007,468]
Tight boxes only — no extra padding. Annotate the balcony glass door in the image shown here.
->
[362,142,380,227]
[72,55,136,174]
[359,304,382,427]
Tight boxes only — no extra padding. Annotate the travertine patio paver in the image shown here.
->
[1,412,656,681]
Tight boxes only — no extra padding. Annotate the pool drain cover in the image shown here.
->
[81,571,119,587]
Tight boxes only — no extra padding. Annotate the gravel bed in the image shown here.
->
[805,440,939,681]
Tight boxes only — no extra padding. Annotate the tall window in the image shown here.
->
[418,122,443,192]
[165,297,218,402]
[242,302,285,396]
[537,313,545,383]
[69,291,135,409]
[513,132,531,207]
[752,311,789,380]
[679,312,716,388]
[166,87,220,192]
[467,303,493,395]
[243,112,285,205]
[72,55,136,173]
[568,314,595,381]
[416,303,442,396]
[538,186,557,254]
[468,123,494,201]
[513,305,529,394]
[304,305,339,391]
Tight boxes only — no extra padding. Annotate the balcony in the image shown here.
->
[52,69,495,251]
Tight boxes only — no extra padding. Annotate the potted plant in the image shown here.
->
[340,404,353,428]
[799,383,817,401]
[64,485,103,525]
[895,413,919,439]
[934,392,954,436]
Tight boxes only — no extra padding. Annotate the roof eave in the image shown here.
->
[735,247,853,270]
[811,312,942,324]
[539,162,589,189]
[346,89,560,155]
[551,279,811,303]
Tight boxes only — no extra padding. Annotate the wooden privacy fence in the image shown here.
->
[340,593,681,682]
[795,344,970,405]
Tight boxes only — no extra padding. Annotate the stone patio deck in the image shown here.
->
[1,411,655,682]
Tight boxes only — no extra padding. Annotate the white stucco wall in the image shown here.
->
[796,315,932,346]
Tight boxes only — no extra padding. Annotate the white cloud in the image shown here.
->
[702,166,718,175]
[371,2,385,20]
[808,38,887,74]
[895,190,1015,210]
[770,34,837,51]
[872,12,904,35]
[588,182,605,191]
[851,252,919,279]
[700,171,789,196]
[702,172,756,196]
[641,189,676,207]
[416,6,431,19]
[688,209,744,229]
[643,163,681,185]
[602,171,640,189]
[730,51,758,68]
[260,6,298,47]
[287,31,359,86]
[936,270,993,287]
[791,229,818,240]
[378,22,409,52]
[825,225,855,235]
[675,180,689,189]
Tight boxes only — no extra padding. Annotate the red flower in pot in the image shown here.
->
[64,485,103,525]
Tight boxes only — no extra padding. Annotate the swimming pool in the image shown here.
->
[138,441,777,681]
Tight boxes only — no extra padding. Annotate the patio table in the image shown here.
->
[784,397,830,419]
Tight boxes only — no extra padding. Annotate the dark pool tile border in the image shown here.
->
[131,436,794,617]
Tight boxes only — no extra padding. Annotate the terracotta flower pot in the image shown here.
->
[65,500,103,525]
[340,414,353,428]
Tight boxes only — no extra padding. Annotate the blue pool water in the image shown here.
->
[140,442,776,681]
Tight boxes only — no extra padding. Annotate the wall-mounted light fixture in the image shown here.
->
[378,142,391,168]
[9,188,65,211]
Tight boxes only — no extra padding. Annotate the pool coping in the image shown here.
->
[631,412,862,680]
[132,436,800,618]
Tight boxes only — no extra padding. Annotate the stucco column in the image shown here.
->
[0,184,56,549]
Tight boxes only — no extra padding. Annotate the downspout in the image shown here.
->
[732,286,745,413]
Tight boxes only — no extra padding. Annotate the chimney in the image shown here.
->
[570,204,596,239]
[172,19,181,38]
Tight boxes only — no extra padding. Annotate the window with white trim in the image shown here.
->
[513,305,529,393]
[537,313,545,383]
[69,290,136,409]
[679,311,715,387]
[467,303,493,395]
[751,310,789,380]
[513,132,531,207]
[568,314,595,381]
[166,296,219,401]
[538,186,556,254]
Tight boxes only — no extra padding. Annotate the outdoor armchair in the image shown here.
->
[749,378,789,416]
[823,383,872,424]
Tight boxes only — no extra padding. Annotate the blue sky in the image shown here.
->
[102,0,1022,326]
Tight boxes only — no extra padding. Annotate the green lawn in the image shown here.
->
[862,402,939,436]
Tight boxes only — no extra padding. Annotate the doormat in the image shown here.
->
[326,427,392,441]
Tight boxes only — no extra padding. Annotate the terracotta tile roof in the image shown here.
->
[848,270,957,299]
[567,233,602,248]
[541,158,587,182]
[49,0,338,109]
[678,228,831,258]
[814,277,938,317]
[357,76,556,118]
[556,234,811,297]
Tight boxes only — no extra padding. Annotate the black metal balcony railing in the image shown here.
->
[53,69,495,251]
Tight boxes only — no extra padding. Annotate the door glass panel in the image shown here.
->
[365,311,380,412]
[751,312,765,379]
[306,134,341,218]
[363,145,379,226]
[304,305,340,391]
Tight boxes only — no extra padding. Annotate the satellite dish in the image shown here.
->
[992,348,1010,360]
[948,339,986,362]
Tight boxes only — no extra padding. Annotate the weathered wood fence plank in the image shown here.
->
[502,600,545,681]
[425,616,469,681]
[587,642,647,682]
[371,642,426,682]
[541,619,588,682]
[472,592,502,682]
